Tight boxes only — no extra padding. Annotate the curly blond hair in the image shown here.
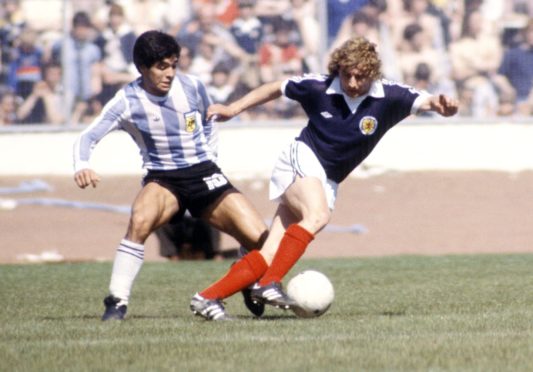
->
[327,37,382,80]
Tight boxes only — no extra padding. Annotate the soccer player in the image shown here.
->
[192,36,459,318]
[73,30,268,321]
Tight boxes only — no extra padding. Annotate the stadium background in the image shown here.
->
[1,0,533,263]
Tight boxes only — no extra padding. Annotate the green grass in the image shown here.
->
[2,254,533,371]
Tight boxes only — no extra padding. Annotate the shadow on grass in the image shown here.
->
[39,313,298,322]
[379,310,407,317]
[39,314,180,321]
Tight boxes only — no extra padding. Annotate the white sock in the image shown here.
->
[109,239,145,305]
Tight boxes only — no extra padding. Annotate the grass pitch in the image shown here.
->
[2,254,533,371]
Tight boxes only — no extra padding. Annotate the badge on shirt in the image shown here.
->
[359,116,378,136]
[184,111,198,133]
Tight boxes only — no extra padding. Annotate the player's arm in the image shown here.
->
[73,94,124,189]
[73,126,104,189]
[207,80,283,121]
[418,94,459,117]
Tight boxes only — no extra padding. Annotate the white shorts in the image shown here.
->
[269,140,339,210]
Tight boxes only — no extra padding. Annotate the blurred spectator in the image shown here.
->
[206,63,235,103]
[506,0,533,17]
[50,11,102,116]
[252,0,291,32]
[326,0,367,46]
[498,18,533,115]
[290,0,320,71]
[94,3,137,104]
[228,0,263,93]
[0,89,20,125]
[258,17,304,83]
[490,2,529,48]
[392,0,447,52]
[425,0,452,46]
[213,0,240,27]
[331,11,379,51]
[397,22,452,86]
[412,61,433,91]
[449,9,502,117]
[7,27,43,99]
[412,63,437,117]
[16,62,64,124]
[0,0,26,85]
[412,62,457,114]
[177,2,245,60]
[91,0,116,32]
[230,0,263,55]
[71,95,103,125]
[257,17,305,119]
[189,35,217,84]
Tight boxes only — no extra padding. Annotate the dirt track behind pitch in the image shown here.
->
[1,171,532,264]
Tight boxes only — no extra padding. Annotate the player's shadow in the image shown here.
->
[39,314,179,321]
[39,313,299,321]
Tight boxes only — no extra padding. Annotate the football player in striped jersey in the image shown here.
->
[73,31,268,321]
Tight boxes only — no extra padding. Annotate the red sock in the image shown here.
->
[200,250,267,300]
[258,224,314,286]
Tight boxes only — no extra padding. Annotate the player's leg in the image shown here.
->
[249,176,330,308]
[195,190,269,300]
[260,175,330,284]
[189,189,269,320]
[103,182,179,321]
[205,189,269,250]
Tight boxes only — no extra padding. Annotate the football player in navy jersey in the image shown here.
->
[191,36,458,318]
[73,30,269,321]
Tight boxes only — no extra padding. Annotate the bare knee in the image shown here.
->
[126,209,154,243]
[301,208,331,234]
[228,223,269,252]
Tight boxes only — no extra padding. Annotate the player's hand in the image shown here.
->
[207,104,236,122]
[432,94,459,117]
[74,168,101,189]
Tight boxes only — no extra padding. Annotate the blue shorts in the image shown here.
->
[143,161,235,219]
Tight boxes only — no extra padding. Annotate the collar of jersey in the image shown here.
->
[326,77,384,113]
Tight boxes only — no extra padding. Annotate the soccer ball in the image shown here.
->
[287,270,334,318]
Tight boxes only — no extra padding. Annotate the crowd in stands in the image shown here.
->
[1,0,533,126]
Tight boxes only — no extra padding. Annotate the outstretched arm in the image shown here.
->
[207,81,283,121]
[418,94,459,117]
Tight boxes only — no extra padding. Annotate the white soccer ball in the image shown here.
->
[287,270,334,318]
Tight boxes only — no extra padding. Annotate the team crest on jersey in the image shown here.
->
[359,116,378,136]
[184,111,197,133]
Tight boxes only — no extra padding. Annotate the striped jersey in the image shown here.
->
[282,74,429,183]
[73,72,217,172]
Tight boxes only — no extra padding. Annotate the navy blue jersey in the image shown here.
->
[282,74,427,183]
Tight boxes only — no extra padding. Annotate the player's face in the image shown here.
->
[339,66,373,98]
[140,56,178,96]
